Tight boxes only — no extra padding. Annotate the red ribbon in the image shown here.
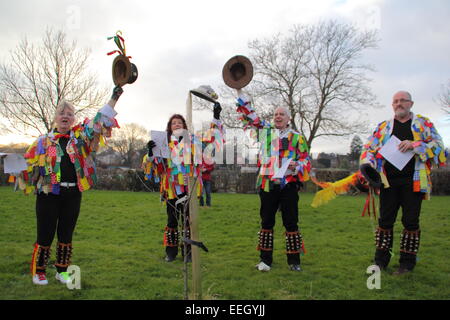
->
[361,188,378,219]
[301,242,307,255]
[30,243,39,275]
[107,50,122,56]
[53,133,70,140]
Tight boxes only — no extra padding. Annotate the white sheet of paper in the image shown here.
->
[3,153,28,173]
[150,130,170,158]
[378,135,415,170]
[272,158,292,179]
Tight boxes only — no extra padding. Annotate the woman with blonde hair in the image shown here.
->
[21,86,124,285]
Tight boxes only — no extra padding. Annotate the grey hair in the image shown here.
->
[395,91,413,101]
[51,100,76,129]
[274,106,291,119]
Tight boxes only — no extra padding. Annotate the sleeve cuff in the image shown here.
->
[99,104,118,118]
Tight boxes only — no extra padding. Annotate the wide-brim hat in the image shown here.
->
[112,55,138,86]
[359,163,382,188]
[222,55,253,89]
[190,85,219,103]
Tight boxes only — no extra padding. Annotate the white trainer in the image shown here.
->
[256,261,271,272]
[32,273,48,285]
[55,272,72,284]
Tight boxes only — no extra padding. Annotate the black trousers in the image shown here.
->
[259,183,300,265]
[166,194,190,258]
[376,180,423,270]
[166,194,189,228]
[379,180,423,230]
[35,187,82,246]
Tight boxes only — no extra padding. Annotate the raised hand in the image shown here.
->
[111,85,124,101]
[147,140,156,157]
[213,102,222,120]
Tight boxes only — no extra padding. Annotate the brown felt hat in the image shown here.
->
[222,55,253,89]
[112,55,138,86]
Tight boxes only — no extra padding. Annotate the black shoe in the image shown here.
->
[164,255,176,262]
[289,264,302,272]
[375,263,387,271]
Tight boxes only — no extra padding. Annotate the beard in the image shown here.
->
[394,107,410,119]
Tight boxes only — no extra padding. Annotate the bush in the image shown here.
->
[303,168,351,193]
[431,168,450,195]
[0,164,9,186]
[94,168,159,192]
[1,165,449,195]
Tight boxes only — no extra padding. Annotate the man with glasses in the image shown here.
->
[235,94,311,272]
[360,91,447,275]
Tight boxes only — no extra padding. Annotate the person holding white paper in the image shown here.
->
[142,86,223,263]
[236,94,311,272]
[20,86,124,285]
[360,90,447,275]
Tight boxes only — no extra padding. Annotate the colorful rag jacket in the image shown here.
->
[142,119,223,200]
[360,113,447,199]
[19,104,119,195]
[235,95,311,191]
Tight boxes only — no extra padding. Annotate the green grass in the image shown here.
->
[0,186,449,300]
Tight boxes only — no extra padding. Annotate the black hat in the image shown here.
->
[359,163,382,189]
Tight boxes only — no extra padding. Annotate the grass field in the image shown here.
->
[0,186,449,300]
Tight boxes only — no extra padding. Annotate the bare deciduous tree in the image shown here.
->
[436,80,450,116]
[211,20,381,149]
[0,28,109,137]
[107,123,148,168]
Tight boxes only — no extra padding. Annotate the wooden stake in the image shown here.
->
[188,177,201,300]
[186,92,202,300]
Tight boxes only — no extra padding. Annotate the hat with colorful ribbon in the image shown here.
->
[107,31,138,86]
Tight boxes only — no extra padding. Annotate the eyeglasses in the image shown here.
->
[393,99,411,104]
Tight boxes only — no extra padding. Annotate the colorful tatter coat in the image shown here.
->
[19,104,119,195]
[235,95,311,191]
[360,113,447,199]
[142,119,223,200]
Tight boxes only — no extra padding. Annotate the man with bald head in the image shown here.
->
[360,91,447,275]
[236,95,311,272]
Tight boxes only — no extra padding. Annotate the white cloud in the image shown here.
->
[0,0,449,154]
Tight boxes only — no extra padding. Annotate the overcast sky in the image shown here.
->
[0,0,449,156]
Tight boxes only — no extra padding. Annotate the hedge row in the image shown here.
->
[1,165,449,195]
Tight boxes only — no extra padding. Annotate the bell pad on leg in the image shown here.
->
[31,243,51,274]
[400,229,420,255]
[257,229,273,251]
[375,227,393,250]
[55,242,73,269]
[285,231,303,254]
[163,226,179,247]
